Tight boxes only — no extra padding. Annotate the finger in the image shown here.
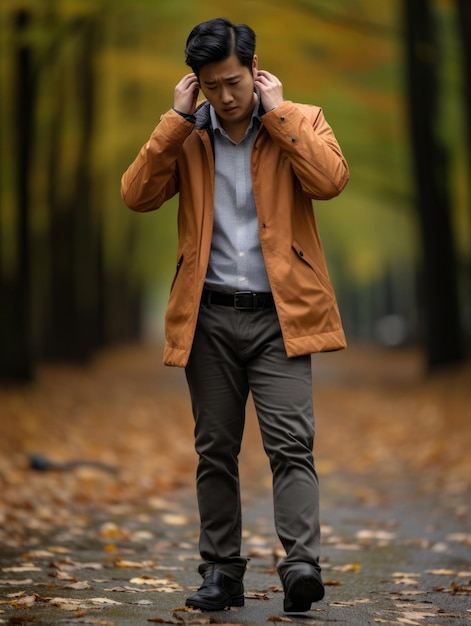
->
[179,73,198,88]
[256,69,273,79]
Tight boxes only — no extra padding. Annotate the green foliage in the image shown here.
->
[0,0,468,327]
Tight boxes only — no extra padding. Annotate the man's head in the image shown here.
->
[185,17,256,78]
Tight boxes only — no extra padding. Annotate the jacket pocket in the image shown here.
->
[291,240,335,298]
[170,253,183,293]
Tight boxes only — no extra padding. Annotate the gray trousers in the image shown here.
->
[185,301,321,582]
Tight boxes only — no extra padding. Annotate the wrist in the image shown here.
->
[173,107,196,123]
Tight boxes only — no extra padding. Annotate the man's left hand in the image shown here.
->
[255,70,284,112]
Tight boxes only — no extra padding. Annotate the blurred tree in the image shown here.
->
[455,0,471,353]
[403,0,464,370]
[456,0,471,212]
[1,0,467,380]
[43,16,104,361]
[0,4,144,380]
[0,10,35,381]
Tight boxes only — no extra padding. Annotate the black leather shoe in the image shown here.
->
[283,565,325,613]
[185,571,244,611]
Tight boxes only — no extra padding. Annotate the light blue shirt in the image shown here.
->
[204,99,271,294]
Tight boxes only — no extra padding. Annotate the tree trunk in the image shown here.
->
[0,10,34,381]
[71,17,105,356]
[456,0,471,186]
[455,0,471,352]
[403,0,464,370]
[45,18,102,361]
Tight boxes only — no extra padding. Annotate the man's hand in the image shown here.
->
[174,73,200,115]
[255,70,284,112]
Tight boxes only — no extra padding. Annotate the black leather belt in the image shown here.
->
[202,289,275,310]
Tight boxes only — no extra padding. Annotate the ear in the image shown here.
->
[252,54,258,78]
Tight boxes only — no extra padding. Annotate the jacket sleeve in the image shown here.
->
[121,109,195,212]
[261,101,349,200]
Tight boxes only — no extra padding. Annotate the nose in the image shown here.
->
[220,86,233,103]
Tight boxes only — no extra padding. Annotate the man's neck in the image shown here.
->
[212,94,259,144]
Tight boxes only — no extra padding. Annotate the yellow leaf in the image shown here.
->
[104,543,117,552]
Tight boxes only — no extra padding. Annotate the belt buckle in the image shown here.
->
[234,291,254,310]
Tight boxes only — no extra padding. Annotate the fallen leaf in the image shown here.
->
[115,559,155,568]
[393,590,424,597]
[15,594,37,607]
[446,532,471,545]
[161,514,190,526]
[333,562,361,572]
[0,578,34,585]
[130,576,183,592]
[356,529,396,542]
[329,598,372,607]
[22,546,69,558]
[394,578,420,587]
[53,570,77,581]
[2,565,42,572]
[65,580,92,590]
[48,596,123,610]
[104,543,117,552]
[245,590,269,600]
[99,522,126,539]
[4,591,26,599]
[436,582,471,595]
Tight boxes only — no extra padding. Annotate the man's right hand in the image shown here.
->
[174,73,200,115]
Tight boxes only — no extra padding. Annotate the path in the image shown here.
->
[0,343,470,624]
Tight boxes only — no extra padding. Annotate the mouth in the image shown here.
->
[223,106,238,115]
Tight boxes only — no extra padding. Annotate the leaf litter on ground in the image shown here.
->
[0,344,470,623]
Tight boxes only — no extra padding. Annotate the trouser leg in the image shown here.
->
[246,319,321,580]
[185,303,249,581]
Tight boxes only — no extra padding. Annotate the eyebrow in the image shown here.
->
[203,74,242,85]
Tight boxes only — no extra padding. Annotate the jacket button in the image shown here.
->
[291,137,297,143]
[299,250,304,257]
[279,116,285,122]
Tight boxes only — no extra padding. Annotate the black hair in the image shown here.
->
[185,17,256,77]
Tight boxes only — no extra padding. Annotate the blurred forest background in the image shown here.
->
[0,0,470,381]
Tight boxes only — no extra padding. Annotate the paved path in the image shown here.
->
[1,471,470,625]
[1,345,470,624]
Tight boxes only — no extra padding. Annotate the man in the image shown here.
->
[121,17,349,614]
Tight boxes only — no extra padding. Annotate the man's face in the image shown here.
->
[199,53,258,131]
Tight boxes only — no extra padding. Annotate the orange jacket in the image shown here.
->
[121,100,349,367]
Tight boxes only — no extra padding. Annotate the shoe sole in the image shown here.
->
[185,594,245,611]
[283,575,325,613]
